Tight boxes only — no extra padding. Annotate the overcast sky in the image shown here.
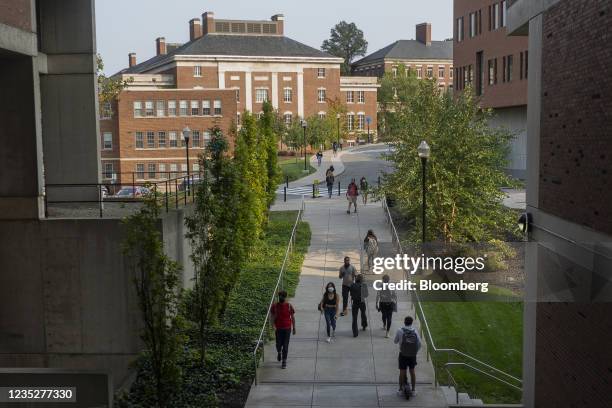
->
[95,0,453,75]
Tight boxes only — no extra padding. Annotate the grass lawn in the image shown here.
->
[278,156,316,183]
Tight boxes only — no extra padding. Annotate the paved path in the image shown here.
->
[246,195,447,407]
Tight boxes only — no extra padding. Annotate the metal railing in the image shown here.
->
[252,196,306,385]
[444,362,522,405]
[381,196,522,398]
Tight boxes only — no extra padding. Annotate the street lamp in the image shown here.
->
[417,140,431,243]
[182,126,191,193]
[301,119,308,171]
[336,113,341,147]
[366,116,371,144]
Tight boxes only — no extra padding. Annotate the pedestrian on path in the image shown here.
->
[350,274,369,337]
[376,274,397,338]
[394,316,421,399]
[270,290,296,369]
[325,166,335,198]
[332,142,338,157]
[360,176,369,205]
[316,150,323,167]
[319,282,339,343]
[338,256,356,316]
[346,179,359,214]
[363,229,379,271]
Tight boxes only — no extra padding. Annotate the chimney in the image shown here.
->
[128,52,136,67]
[271,14,284,35]
[416,23,432,46]
[156,37,166,55]
[189,18,202,40]
[202,11,215,35]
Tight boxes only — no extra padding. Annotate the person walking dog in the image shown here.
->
[270,290,296,369]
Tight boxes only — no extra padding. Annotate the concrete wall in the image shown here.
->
[488,105,527,179]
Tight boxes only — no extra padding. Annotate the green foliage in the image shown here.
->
[260,102,281,208]
[122,193,185,407]
[377,64,420,141]
[278,157,316,182]
[380,80,518,242]
[96,54,131,117]
[321,21,368,74]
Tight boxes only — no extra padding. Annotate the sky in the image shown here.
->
[95,0,453,75]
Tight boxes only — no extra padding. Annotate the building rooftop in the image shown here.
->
[353,39,453,65]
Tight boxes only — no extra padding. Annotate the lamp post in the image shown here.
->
[336,113,340,147]
[182,126,191,193]
[366,116,371,144]
[301,119,308,171]
[417,140,430,243]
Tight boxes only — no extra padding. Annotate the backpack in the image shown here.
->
[400,327,419,357]
[350,282,362,303]
[348,183,358,196]
[326,174,334,184]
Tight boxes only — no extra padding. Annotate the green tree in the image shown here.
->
[285,117,305,161]
[96,54,131,117]
[324,98,348,146]
[260,102,281,207]
[321,21,368,75]
[377,64,420,141]
[381,81,516,242]
[123,193,184,407]
[305,114,331,149]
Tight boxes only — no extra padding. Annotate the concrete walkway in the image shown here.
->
[246,196,447,407]
[280,148,349,191]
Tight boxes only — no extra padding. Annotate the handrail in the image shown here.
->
[252,196,305,385]
[380,196,522,392]
[444,362,522,405]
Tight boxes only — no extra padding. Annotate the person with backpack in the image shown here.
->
[270,290,296,369]
[332,142,338,157]
[325,166,335,198]
[375,274,397,338]
[319,282,339,343]
[346,178,359,214]
[394,316,421,398]
[350,274,369,337]
[316,150,323,167]
[363,229,379,272]
[338,256,356,316]
[360,176,369,205]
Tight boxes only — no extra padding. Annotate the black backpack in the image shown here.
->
[350,283,362,303]
[400,327,419,357]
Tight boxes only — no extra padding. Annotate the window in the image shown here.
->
[158,131,166,148]
[347,114,354,131]
[501,1,507,27]
[145,101,154,116]
[168,100,176,116]
[392,67,398,77]
[180,133,187,147]
[488,5,492,31]
[318,112,326,120]
[416,67,422,78]
[357,114,365,130]
[204,131,211,145]
[103,132,112,150]
[469,12,477,37]
[236,112,241,126]
[147,131,155,148]
[133,101,143,117]
[493,3,500,30]
[156,100,165,117]
[438,66,445,78]
[357,91,365,103]
[159,163,166,175]
[101,101,112,119]
[346,91,354,103]
[478,9,482,34]
[191,100,199,116]
[192,130,200,148]
[202,100,211,115]
[179,100,188,116]
[214,99,222,115]
[284,113,292,125]
[283,88,292,103]
[181,164,187,173]
[317,68,326,78]
[169,131,177,148]
[506,54,513,82]
[103,163,114,179]
[170,163,177,177]
[427,67,433,78]
[255,89,268,103]
[488,59,497,85]
[194,65,202,77]
[235,89,240,102]
[476,51,484,96]
[193,163,200,172]
[148,163,156,179]
[520,52,524,80]
[450,67,453,78]
[524,50,528,79]
[135,132,144,148]
[136,164,145,179]
[456,17,464,42]
[317,88,326,103]
[468,65,473,83]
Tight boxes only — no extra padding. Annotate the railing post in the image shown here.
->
[312,183,315,198]
[132,173,135,195]
[175,178,179,209]
[284,187,287,202]
[286,175,289,188]
[337,181,340,196]
[44,190,48,218]
[165,181,169,212]
[184,177,188,206]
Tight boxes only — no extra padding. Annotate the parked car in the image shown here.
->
[114,186,150,198]
[178,177,202,192]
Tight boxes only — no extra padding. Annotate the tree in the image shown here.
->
[96,54,131,117]
[260,102,281,208]
[305,114,331,149]
[323,98,348,146]
[377,64,420,141]
[381,81,517,243]
[321,21,368,75]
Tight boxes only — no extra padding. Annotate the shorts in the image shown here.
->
[348,196,357,203]
[398,353,417,370]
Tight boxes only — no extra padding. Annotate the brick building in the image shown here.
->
[351,23,454,92]
[454,0,529,178]
[102,11,379,184]
[507,0,612,407]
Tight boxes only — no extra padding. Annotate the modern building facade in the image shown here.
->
[454,0,529,178]
[103,11,379,183]
[351,23,454,92]
[507,0,612,407]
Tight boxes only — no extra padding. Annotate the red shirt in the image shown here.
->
[271,302,295,329]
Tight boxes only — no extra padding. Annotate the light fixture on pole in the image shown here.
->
[366,116,371,144]
[182,126,191,194]
[301,119,308,171]
[336,113,341,147]
[417,140,431,243]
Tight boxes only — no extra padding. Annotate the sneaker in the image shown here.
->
[396,389,404,397]
[385,331,390,338]
[362,326,367,331]
[411,390,417,397]
[326,337,331,343]
[277,352,281,362]
[346,210,350,214]
[281,361,287,369]
[340,311,346,317]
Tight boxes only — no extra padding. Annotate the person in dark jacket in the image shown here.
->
[350,274,369,337]
[325,166,335,198]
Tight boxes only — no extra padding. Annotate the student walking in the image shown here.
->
[270,290,296,369]
[319,282,339,343]
[376,274,397,338]
[325,166,335,198]
[360,176,369,205]
[332,142,338,157]
[316,151,323,167]
[394,316,421,399]
[363,229,379,271]
[346,179,359,214]
[338,256,356,316]
[350,274,369,337]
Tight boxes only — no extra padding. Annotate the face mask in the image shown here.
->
[327,287,334,293]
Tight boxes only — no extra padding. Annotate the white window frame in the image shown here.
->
[317,67,326,78]
[318,111,326,120]
[135,132,144,148]
[317,88,326,103]
[191,100,200,116]
[146,131,155,148]
[202,100,211,115]
[102,132,112,150]
[192,130,200,148]
[416,67,423,78]
[145,101,154,116]
[347,113,355,131]
[103,162,114,179]
[214,99,222,115]
[283,87,293,103]
[101,101,112,119]
[357,91,365,104]
[193,65,202,77]
[136,163,145,180]
[204,131,211,144]
[167,100,176,116]
[169,131,178,148]
[256,88,269,103]
[346,91,354,103]
[427,66,433,78]
[133,101,142,117]
[158,131,166,148]
[170,163,177,177]
[156,100,165,117]
[179,100,188,116]
[438,66,445,78]
[284,112,292,125]
[357,114,365,130]
[148,163,156,179]
[159,163,166,174]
